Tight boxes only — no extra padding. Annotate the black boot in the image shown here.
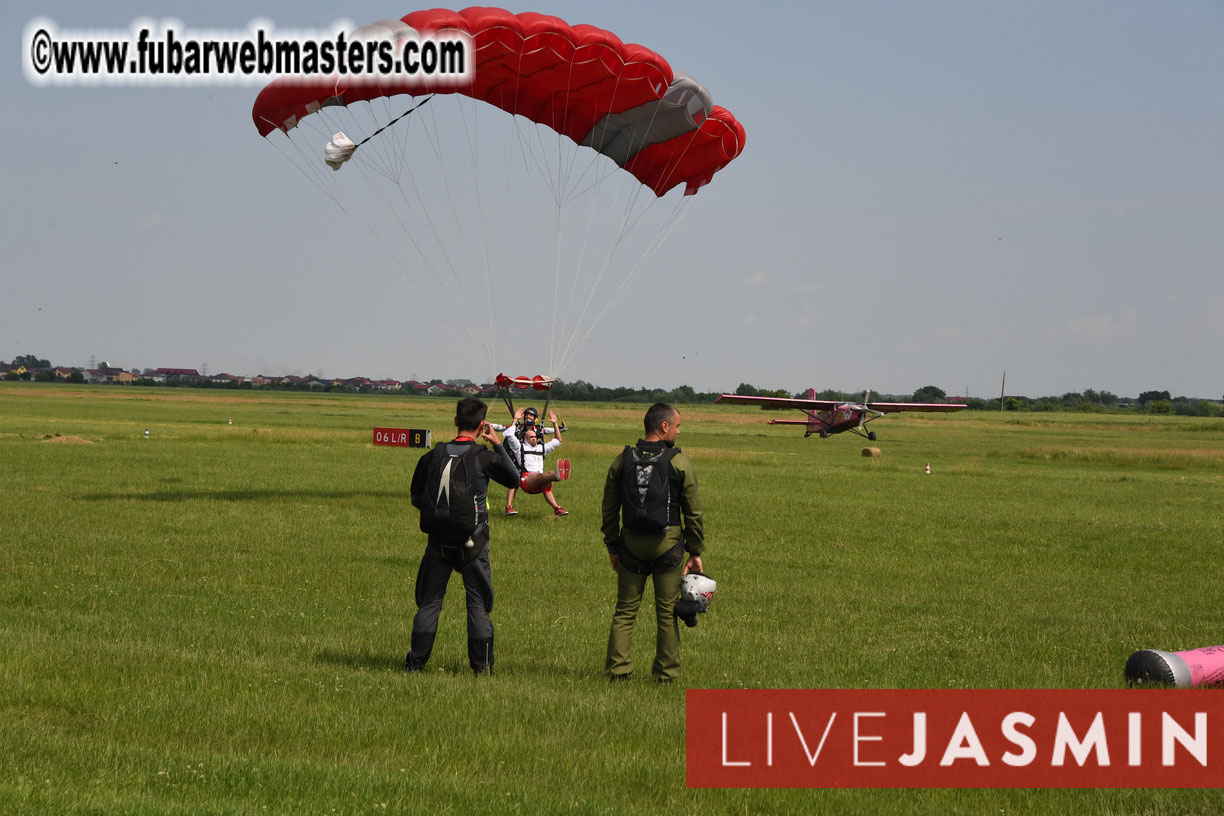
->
[405,630,435,673]
[468,636,494,675]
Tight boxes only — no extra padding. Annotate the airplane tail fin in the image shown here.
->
[803,387,820,436]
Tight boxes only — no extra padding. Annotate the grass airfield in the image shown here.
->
[2,382,1222,814]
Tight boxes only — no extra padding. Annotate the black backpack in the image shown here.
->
[620,444,681,533]
[418,443,482,540]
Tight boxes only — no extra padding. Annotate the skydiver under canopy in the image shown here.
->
[499,408,570,517]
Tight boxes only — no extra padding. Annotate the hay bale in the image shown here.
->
[42,435,93,444]
[861,447,882,457]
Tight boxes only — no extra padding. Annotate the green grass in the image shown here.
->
[2,382,1223,814]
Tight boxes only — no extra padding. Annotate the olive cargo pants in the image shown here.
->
[605,534,684,682]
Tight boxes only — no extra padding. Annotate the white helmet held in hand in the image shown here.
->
[676,572,716,628]
[681,572,717,612]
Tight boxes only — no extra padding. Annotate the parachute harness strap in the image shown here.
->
[497,383,516,419]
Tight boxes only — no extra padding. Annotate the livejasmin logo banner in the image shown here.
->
[686,690,1223,788]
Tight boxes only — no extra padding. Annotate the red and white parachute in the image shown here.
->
[252,7,745,383]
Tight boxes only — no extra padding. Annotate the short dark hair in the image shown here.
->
[644,402,677,434]
[455,397,488,433]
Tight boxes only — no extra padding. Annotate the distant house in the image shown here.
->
[462,384,481,395]
[85,364,134,384]
[154,367,202,383]
[250,375,272,388]
[426,383,449,395]
[210,373,245,386]
[372,379,403,391]
[53,367,77,380]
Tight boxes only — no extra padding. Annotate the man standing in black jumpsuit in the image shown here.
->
[406,397,520,675]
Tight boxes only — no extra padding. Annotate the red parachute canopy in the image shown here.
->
[251,7,745,196]
[496,373,555,392]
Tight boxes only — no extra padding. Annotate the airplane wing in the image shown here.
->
[715,394,840,410]
[865,402,967,413]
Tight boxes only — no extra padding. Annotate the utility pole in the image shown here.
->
[1000,371,1006,411]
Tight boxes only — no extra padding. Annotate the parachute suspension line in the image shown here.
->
[558,118,713,370]
[276,108,433,271]
[556,180,625,368]
[558,59,641,371]
[558,167,614,352]
[559,158,632,206]
[571,194,696,366]
[388,94,501,375]
[550,62,640,376]
[366,97,407,183]
[355,95,434,151]
[521,111,564,208]
[390,114,499,375]
[328,94,497,374]
[457,94,501,378]
[262,122,350,212]
[552,163,619,374]
[263,135,341,210]
[346,122,497,372]
[324,98,407,186]
[553,187,650,375]
[422,97,485,306]
[507,113,566,375]
[547,76,571,377]
[548,54,592,379]
[549,187,564,376]
[275,102,491,369]
[384,109,468,291]
[495,113,519,377]
[555,185,697,376]
[553,56,612,208]
[491,48,531,383]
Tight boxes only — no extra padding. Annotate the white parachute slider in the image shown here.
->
[324,132,356,170]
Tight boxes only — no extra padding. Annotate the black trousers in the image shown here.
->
[407,542,495,671]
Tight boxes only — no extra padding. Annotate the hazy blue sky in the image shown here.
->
[6,1,1223,399]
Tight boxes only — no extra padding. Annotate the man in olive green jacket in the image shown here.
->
[601,402,704,683]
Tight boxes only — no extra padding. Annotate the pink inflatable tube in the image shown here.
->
[1125,645,1224,688]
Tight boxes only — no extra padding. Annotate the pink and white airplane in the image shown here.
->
[716,388,967,440]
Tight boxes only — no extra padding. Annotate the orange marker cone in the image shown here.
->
[924,462,931,475]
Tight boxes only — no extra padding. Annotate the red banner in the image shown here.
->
[686,689,1224,788]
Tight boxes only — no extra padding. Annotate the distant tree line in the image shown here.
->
[4,355,1221,415]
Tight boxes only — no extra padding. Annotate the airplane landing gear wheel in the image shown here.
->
[867,431,877,441]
